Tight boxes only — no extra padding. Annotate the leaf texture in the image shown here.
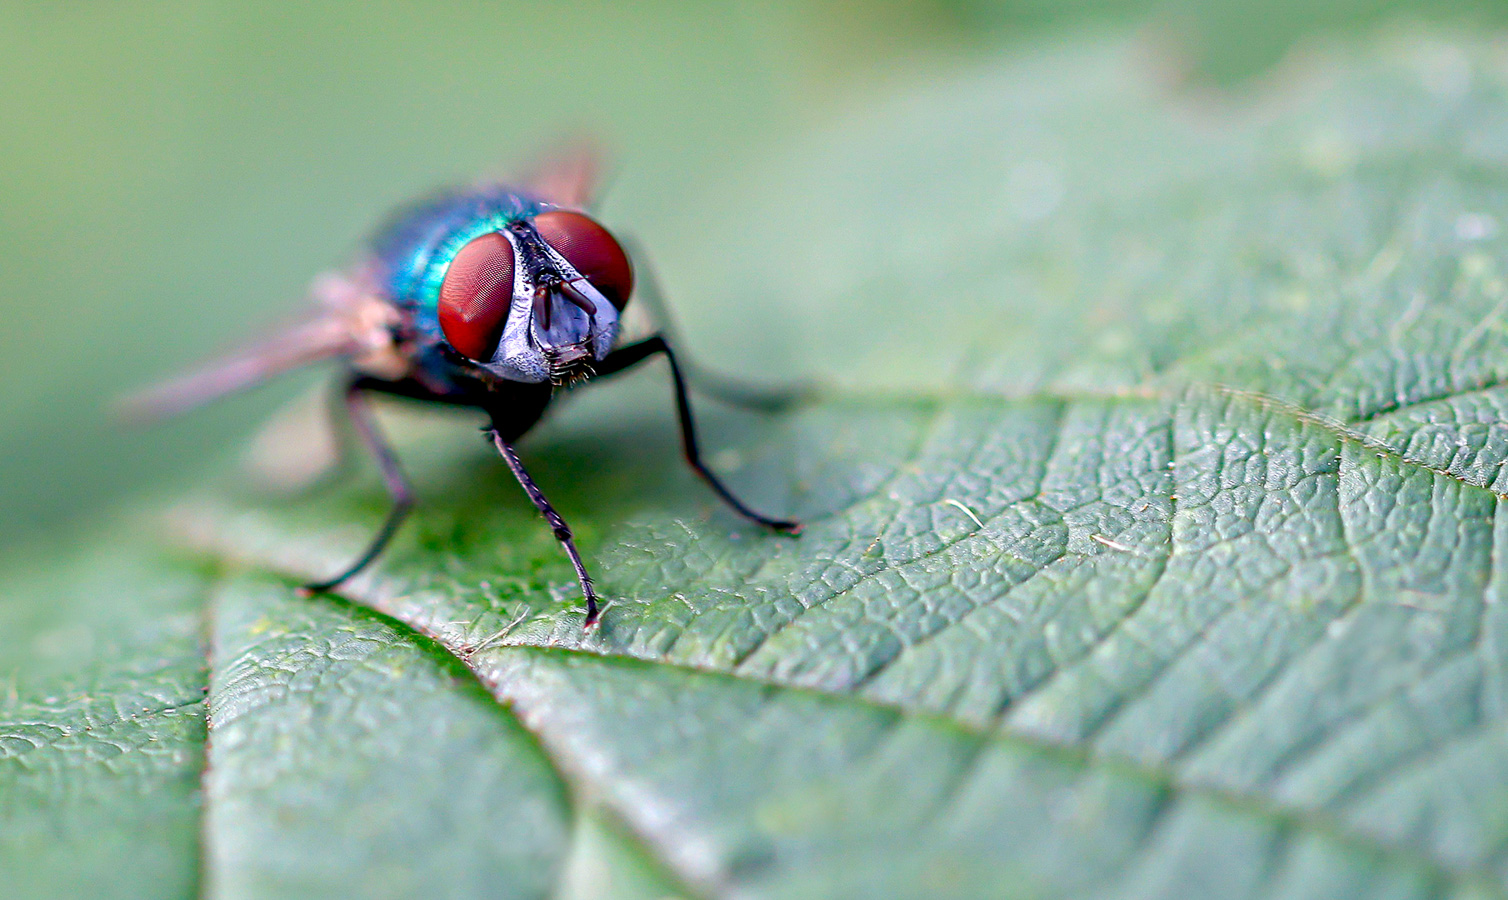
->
[9,30,1508,900]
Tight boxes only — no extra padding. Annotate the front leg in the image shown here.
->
[613,244,811,411]
[489,431,602,626]
[596,335,801,534]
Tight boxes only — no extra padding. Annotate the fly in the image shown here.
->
[124,147,800,627]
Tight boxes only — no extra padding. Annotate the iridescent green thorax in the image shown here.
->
[368,186,550,338]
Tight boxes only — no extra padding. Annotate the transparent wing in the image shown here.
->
[516,137,608,210]
[115,315,356,423]
[116,272,398,423]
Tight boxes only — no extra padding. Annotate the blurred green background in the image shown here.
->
[1,0,1503,548]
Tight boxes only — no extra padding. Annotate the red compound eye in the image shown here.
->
[437,232,516,361]
[533,210,633,310]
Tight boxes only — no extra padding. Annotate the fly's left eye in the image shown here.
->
[533,210,633,309]
[438,232,516,361]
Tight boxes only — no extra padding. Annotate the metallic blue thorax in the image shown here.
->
[368,185,550,340]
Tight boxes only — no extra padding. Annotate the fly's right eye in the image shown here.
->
[533,210,633,310]
[438,232,516,361]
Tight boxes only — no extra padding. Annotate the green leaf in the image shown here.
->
[0,545,208,898]
[203,577,571,899]
[11,28,1508,900]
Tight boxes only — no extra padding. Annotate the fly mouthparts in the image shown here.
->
[559,281,597,316]
[533,280,597,336]
[532,284,553,331]
[544,344,595,385]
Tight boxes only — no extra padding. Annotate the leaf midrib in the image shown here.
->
[175,381,1508,896]
[239,574,1505,899]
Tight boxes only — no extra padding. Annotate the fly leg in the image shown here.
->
[489,432,601,626]
[595,335,801,534]
[618,243,813,411]
[302,379,414,593]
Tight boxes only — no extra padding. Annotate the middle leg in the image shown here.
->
[303,379,414,593]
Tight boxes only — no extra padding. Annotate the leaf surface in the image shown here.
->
[9,30,1508,900]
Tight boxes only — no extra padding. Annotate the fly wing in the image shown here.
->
[242,381,347,493]
[117,271,402,423]
[115,314,359,423]
[517,138,606,210]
